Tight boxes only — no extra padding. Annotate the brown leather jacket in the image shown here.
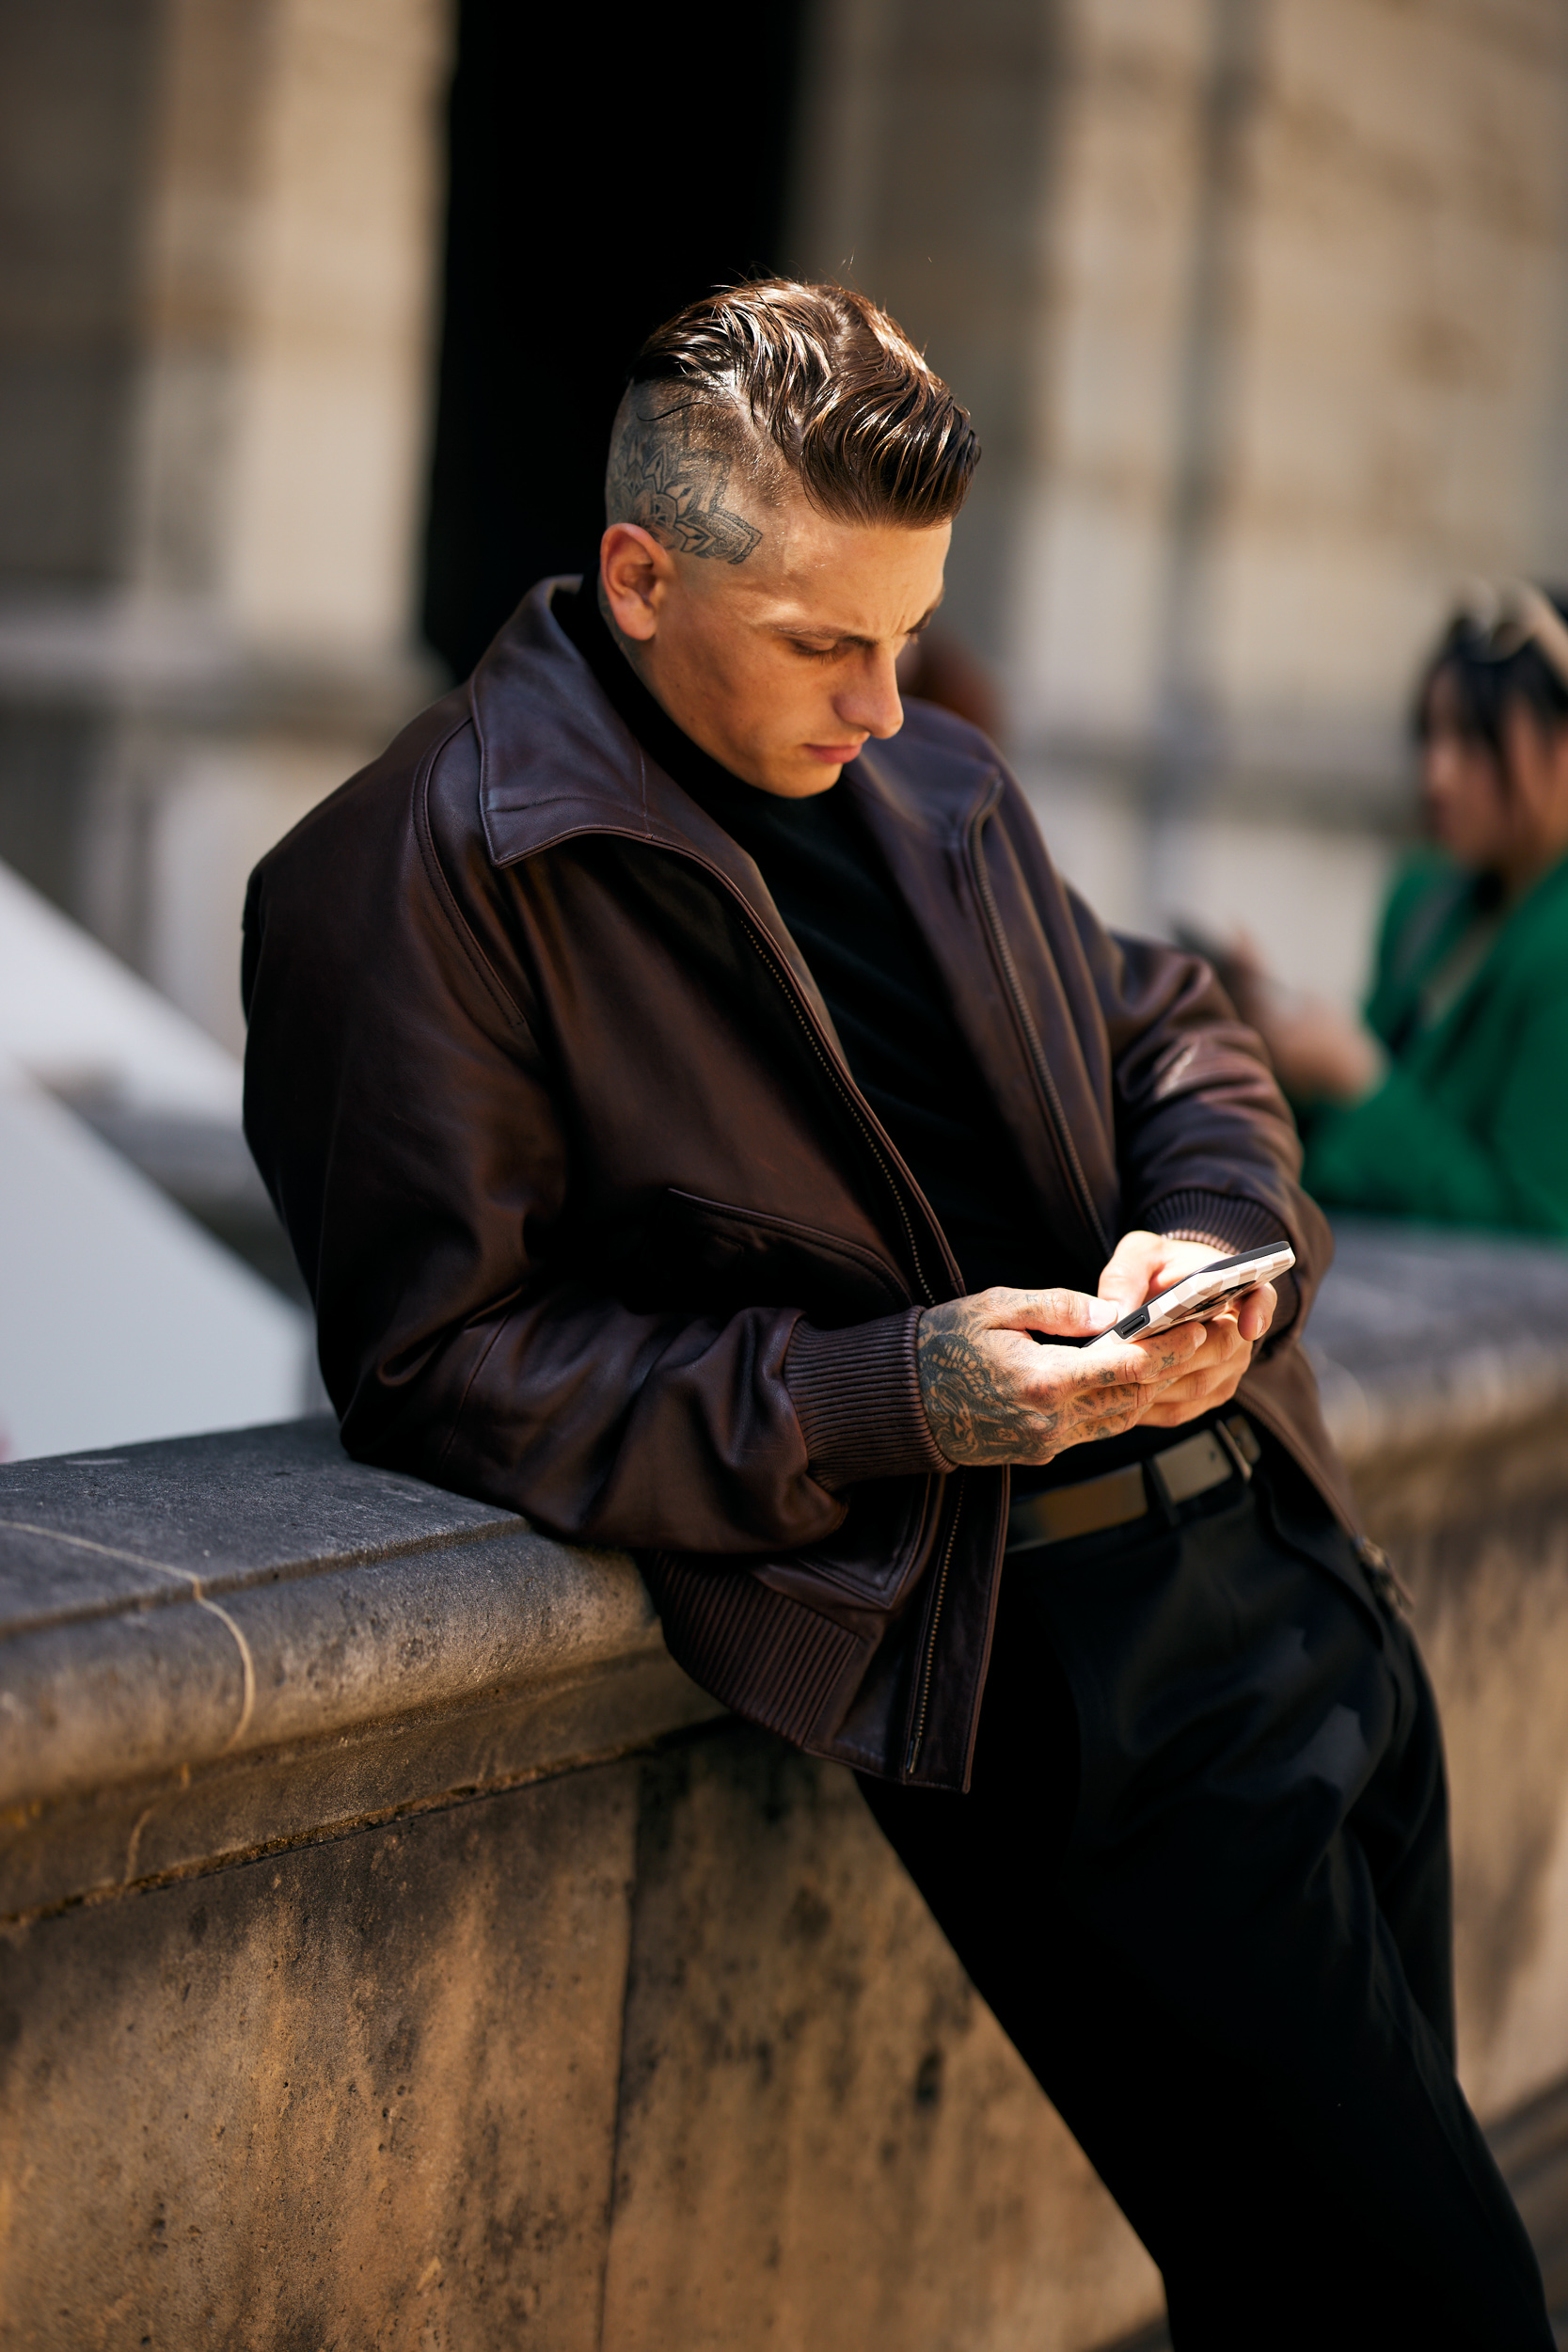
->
[242,581,1354,1791]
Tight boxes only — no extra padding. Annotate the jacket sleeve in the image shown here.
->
[1094,921,1302,1232]
[1303,991,1568,1235]
[1099,919,1319,1335]
[241,740,942,1551]
[963,773,1327,1337]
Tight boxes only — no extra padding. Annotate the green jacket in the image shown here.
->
[1304,847,1568,1234]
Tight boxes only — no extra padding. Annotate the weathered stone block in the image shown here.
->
[602,1728,1162,2352]
[0,1763,637,2349]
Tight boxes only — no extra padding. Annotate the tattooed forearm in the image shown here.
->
[606,396,762,564]
[915,1296,1156,1469]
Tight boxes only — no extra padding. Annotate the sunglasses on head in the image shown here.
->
[1454,579,1568,689]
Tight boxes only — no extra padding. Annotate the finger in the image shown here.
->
[1187,1308,1249,1357]
[1142,1344,1256,1418]
[1073,1323,1208,1388]
[981,1285,1120,1339]
[1235,1280,1277,1343]
[1147,1364,1238,1411]
[1185,1316,1256,1375]
[1096,1231,1164,1313]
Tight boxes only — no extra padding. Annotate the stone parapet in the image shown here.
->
[1310,1217,1568,1534]
[0,1419,720,1923]
[4,1220,1568,2344]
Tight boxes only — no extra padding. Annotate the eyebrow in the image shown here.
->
[779,597,944,652]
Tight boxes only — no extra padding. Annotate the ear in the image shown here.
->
[601,523,675,644]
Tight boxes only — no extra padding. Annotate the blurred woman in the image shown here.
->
[1233,581,1568,1234]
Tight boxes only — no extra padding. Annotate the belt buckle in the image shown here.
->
[1146,1421,1253,1523]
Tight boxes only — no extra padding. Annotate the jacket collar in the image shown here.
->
[470,579,1001,881]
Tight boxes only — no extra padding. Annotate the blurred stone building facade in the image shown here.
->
[4,0,1568,1049]
[0,0,446,1057]
[796,0,1568,994]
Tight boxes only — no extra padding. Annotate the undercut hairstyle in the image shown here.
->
[605,280,979,564]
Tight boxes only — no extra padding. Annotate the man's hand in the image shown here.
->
[916,1284,1210,1470]
[1097,1231,1276,1430]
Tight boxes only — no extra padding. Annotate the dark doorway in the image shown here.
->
[421,0,809,682]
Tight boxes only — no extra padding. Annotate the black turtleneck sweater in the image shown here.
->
[558,582,1053,1301]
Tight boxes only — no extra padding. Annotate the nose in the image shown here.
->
[834,646,904,742]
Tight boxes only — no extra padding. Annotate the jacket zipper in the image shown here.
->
[733,901,979,1779]
[904,1478,963,1775]
[967,793,1112,1263]
[734,906,971,1778]
[737,834,1050,1777]
[534,824,967,1767]
[901,796,1112,1774]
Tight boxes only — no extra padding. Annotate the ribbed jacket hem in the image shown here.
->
[784,1310,950,1488]
[1142,1189,1291,1254]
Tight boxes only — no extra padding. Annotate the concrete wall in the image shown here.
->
[6,1226,1568,2344]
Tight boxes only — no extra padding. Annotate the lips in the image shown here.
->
[805,741,864,763]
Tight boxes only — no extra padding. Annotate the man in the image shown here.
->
[243,282,1551,2347]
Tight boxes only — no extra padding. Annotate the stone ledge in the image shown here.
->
[0,1647,721,1925]
[0,1418,721,1915]
[1308,1219,1568,1531]
[1311,1217,1568,1459]
[6,1220,1568,1920]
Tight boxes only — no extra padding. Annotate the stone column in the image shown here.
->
[0,0,451,1053]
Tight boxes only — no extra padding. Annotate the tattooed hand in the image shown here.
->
[915,1284,1209,1470]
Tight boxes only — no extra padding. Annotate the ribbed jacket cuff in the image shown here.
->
[1142,1190,1290,1254]
[784,1311,950,1489]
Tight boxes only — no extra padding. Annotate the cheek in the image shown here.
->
[1451,764,1508,846]
[746,655,834,740]
[1425,747,1502,850]
[689,640,778,733]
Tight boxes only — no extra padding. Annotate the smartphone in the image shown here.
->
[1101,1243,1295,1343]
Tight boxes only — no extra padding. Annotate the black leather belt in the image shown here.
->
[1006,1415,1261,1553]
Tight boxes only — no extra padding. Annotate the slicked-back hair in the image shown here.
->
[613,281,978,539]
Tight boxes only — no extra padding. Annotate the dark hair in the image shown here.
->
[1417,587,1568,770]
[626,280,979,530]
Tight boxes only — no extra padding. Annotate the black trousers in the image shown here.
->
[861,1445,1554,2350]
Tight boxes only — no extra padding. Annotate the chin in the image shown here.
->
[746,752,836,798]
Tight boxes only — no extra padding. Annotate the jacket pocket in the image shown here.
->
[625,1187,910,1327]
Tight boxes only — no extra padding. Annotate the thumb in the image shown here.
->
[1097,1230,1162,1313]
[985,1285,1120,1339]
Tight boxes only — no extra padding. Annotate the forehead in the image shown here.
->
[731,503,951,637]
